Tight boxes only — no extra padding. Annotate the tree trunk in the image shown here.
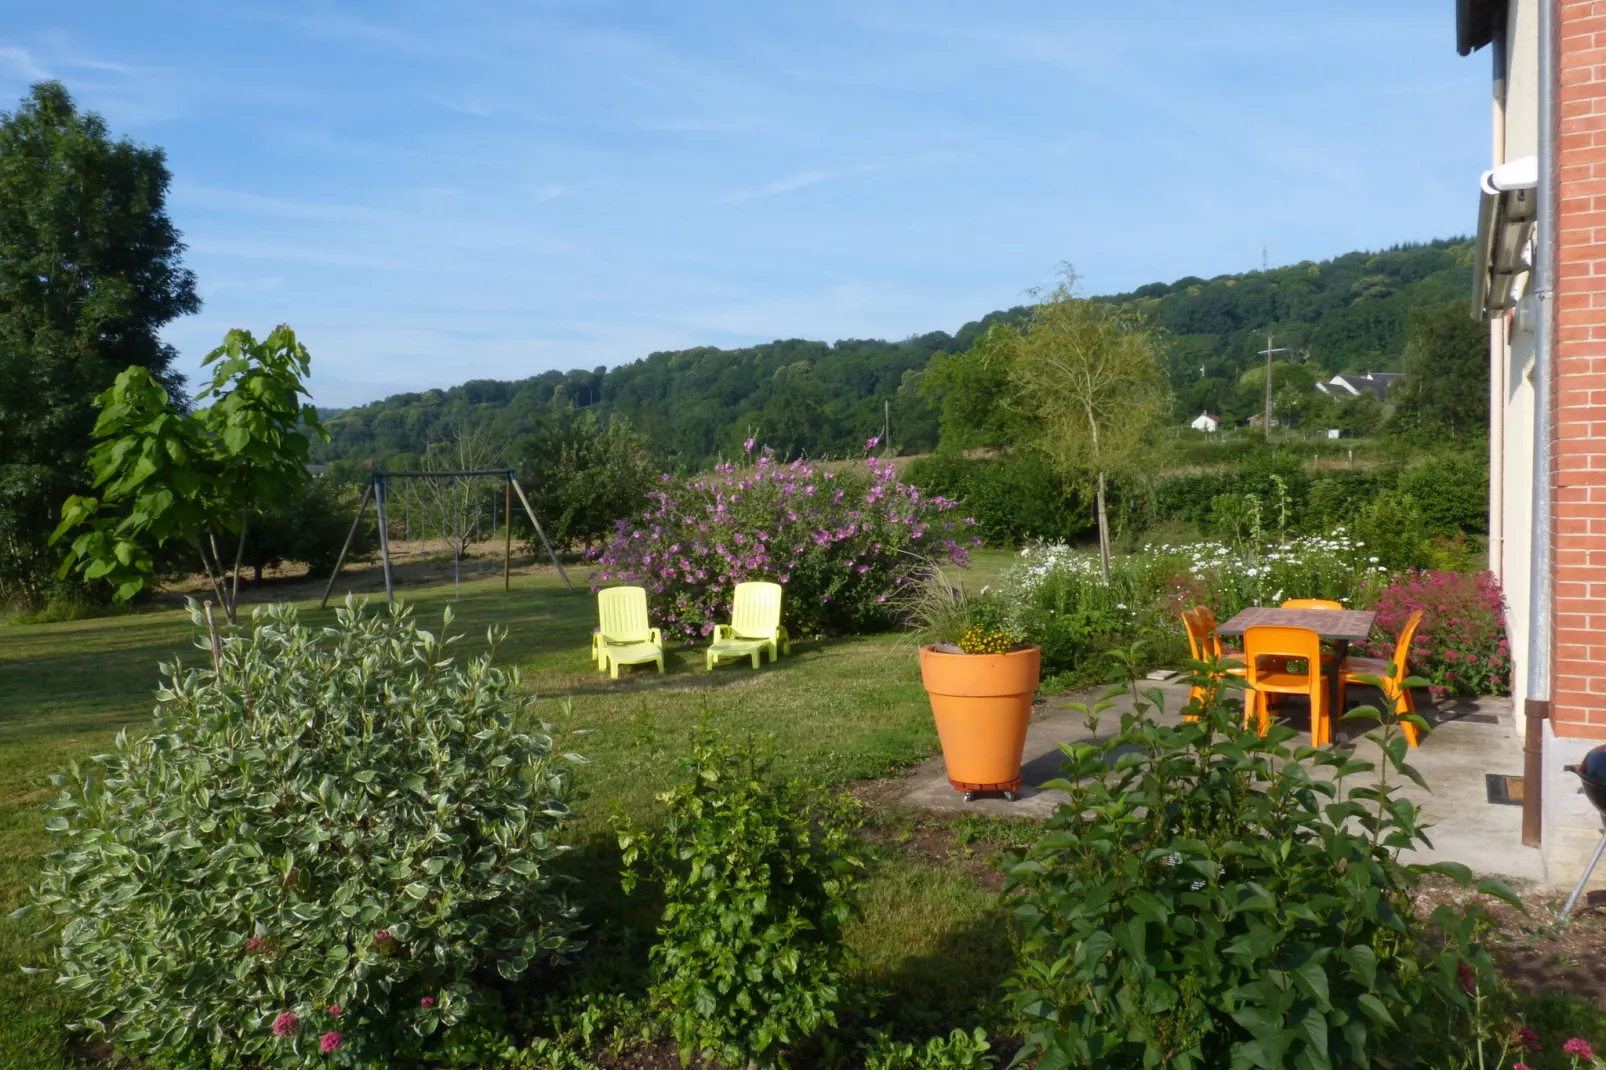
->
[197,537,228,614]
[1095,469,1112,584]
[228,514,248,622]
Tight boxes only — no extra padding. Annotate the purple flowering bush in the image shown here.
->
[590,441,976,638]
[23,598,582,1068]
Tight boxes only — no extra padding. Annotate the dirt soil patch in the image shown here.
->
[1416,873,1606,1009]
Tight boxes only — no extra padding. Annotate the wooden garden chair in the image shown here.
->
[594,586,665,679]
[1337,609,1426,748]
[1243,625,1330,746]
[706,581,790,670]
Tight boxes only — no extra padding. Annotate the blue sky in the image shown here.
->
[0,2,1490,407]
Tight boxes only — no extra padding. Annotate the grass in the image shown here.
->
[5,544,1600,1066]
[0,551,1020,1067]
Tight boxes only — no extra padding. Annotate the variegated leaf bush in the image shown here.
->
[20,597,583,1068]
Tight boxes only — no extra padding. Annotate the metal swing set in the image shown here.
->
[318,467,572,609]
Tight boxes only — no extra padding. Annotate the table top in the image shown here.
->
[1213,606,1376,642]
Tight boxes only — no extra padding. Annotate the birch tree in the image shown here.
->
[1003,275,1170,581]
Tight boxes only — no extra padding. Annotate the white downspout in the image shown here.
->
[1522,0,1557,849]
[1490,24,1506,583]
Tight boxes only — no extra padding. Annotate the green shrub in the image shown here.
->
[1305,469,1395,533]
[246,478,377,578]
[1153,472,1240,530]
[1398,453,1489,536]
[1354,491,1435,571]
[1005,666,1513,1069]
[904,451,1085,547]
[22,598,583,1068]
[618,725,865,1068]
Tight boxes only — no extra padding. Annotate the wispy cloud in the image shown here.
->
[0,45,49,80]
[724,163,897,204]
[185,239,449,273]
[726,169,837,202]
[174,185,394,224]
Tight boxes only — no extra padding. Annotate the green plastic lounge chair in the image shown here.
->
[705,581,790,670]
[594,586,665,679]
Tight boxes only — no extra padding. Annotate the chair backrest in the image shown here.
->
[731,581,782,638]
[1243,625,1323,688]
[598,586,651,643]
[1388,610,1425,684]
[1282,598,1343,610]
[1194,606,1225,658]
[1181,608,1204,660]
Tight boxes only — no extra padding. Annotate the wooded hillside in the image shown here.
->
[313,239,1472,468]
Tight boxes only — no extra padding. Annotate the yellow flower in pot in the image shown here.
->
[915,593,1040,802]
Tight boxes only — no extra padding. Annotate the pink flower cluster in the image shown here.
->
[1355,569,1511,699]
[590,444,975,637]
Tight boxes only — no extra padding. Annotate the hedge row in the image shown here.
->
[904,449,1488,547]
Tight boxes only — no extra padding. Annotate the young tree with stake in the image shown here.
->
[52,325,325,621]
[1002,273,1170,581]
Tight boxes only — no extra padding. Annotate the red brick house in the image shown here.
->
[1460,0,1606,885]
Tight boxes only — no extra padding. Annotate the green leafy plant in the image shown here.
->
[1354,490,1434,572]
[51,325,326,620]
[1004,650,1515,1069]
[19,597,583,1068]
[864,1027,996,1070]
[617,723,865,1068]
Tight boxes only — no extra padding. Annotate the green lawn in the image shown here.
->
[0,552,1021,1068]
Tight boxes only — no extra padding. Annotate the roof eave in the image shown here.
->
[1457,0,1501,56]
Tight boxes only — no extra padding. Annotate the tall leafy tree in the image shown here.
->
[1389,299,1490,441]
[0,81,199,608]
[1003,275,1171,580]
[510,405,656,552]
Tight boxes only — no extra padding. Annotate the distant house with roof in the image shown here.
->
[1313,371,1401,400]
[1189,411,1221,432]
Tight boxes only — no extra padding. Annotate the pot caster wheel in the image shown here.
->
[963,791,976,802]
[1003,791,1017,802]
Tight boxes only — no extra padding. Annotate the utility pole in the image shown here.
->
[883,399,890,452]
[1258,333,1288,443]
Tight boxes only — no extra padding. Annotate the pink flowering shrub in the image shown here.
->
[1356,569,1511,698]
[590,443,976,637]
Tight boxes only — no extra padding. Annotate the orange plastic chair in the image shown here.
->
[1243,625,1329,746]
[1337,610,1425,748]
[1280,599,1342,666]
[1182,607,1248,719]
[1192,606,1247,665]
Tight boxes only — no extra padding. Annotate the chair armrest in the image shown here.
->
[649,627,663,645]
[713,624,735,641]
[776,625,790,654]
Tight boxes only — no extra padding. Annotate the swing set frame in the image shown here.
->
[318,467,572,608]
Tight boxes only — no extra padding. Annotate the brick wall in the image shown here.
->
[1553,0,1606,738]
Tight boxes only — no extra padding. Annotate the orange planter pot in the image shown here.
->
[918,645,1041,797]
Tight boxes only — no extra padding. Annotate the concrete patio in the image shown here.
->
[895,680,1595,890]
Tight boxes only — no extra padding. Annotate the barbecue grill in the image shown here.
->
[1558,744,1606,925]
